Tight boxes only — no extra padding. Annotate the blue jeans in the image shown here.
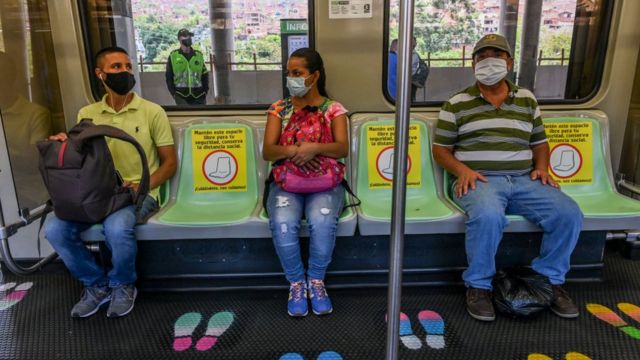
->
[44,195,158,288]
[452,175,583,290]
[266,182,345,283]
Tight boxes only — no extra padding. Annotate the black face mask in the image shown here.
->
[102,71,136,95]
[180,38,192,47]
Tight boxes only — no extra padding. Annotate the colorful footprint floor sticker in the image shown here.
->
[586,303,640,339]
[618,302,640,323]
[279,354,304,360]
[528,352,591,360]
[279,351,343,360]
[316,351,343,360]
[418,310,445,349]
[195,311,235,351]
[173,312,203,351]
[0,282,16,293]
[528,354,553,360]
[396,312,422,350]
[565,352,592,360]
[0,282,33,311]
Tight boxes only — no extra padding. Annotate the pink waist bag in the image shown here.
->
[272,103,344,194]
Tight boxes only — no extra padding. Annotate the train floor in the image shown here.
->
[2,245,640,360]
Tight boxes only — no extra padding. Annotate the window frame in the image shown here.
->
[381,0,615,106]
[78,0,316,111]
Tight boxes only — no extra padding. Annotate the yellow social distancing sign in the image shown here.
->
[192,127,248,192]
[545,122,593,185]
[366,124,422,189]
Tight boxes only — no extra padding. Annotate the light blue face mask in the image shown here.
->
[286,75,312,97]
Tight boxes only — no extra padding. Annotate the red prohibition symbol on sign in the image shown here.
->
[202,149,238,185]
[375,146,412,181]
[549,143,583,179]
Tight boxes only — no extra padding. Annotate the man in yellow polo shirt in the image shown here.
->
[45,47,177,318]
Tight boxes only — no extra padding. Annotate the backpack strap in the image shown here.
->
[340,179,361,211]
[70,120,151,220]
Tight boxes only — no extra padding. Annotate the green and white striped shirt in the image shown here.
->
[434,80,547,175]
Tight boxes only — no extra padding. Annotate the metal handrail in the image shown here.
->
[0,205,58,276]
[618,179,640,196]
[385,0,415,359]
[136,49,569,72]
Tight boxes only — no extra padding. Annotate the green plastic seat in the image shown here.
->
[544,117,640,218]
[356,119,454,227]
[442,116,640,229]
[158,123,258,225]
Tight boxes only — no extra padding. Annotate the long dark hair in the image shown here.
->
[290,48,328,97]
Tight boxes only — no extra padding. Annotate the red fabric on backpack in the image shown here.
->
[272,102,345,194]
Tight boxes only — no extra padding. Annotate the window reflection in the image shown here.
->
[0,1,64,210]
[83,1,310,106]
[387,0,611,103]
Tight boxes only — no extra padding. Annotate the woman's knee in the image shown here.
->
[269,215,301,239]
[306,213,338,236]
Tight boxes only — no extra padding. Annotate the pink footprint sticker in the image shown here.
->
[173,312,202,352]
[195,311,234,351]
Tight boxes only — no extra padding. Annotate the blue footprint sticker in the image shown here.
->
[279,351,343,360]
[317,351,343,360]
[279,353,304,360]
[418,310,445,349]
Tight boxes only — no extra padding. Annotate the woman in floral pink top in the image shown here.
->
[263,48,349,317]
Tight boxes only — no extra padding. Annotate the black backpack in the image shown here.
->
[412,57,429,88]
[37,119,150,224]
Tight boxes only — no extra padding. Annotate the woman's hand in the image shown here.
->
[284,145,298,159]
[290,142,319,166]
[301,157,322,172]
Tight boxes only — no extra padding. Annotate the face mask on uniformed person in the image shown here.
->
[286,75,312,97]
[101,71,136,95]
[180,38,192,47]
[474,57,508,86]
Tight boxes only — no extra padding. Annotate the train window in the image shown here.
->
[0,1,65,211]
[385,0,613,104]
[78,1,312,108]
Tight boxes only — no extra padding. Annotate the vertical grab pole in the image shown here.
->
[385,0,415,359]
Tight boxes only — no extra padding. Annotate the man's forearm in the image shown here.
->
[531,142,550,172]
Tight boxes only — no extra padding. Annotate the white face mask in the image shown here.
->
[286,75,312,97]
[474,57,508,86]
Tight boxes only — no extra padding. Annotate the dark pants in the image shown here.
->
[174,93,206,105]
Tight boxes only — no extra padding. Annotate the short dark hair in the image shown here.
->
[95,46,129,68]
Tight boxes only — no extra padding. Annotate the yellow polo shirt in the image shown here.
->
[77,93,174,200]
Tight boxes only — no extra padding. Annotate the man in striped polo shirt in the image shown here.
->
[432,34,583,322]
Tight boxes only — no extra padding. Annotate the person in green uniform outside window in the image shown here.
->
[165,28,209,105]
